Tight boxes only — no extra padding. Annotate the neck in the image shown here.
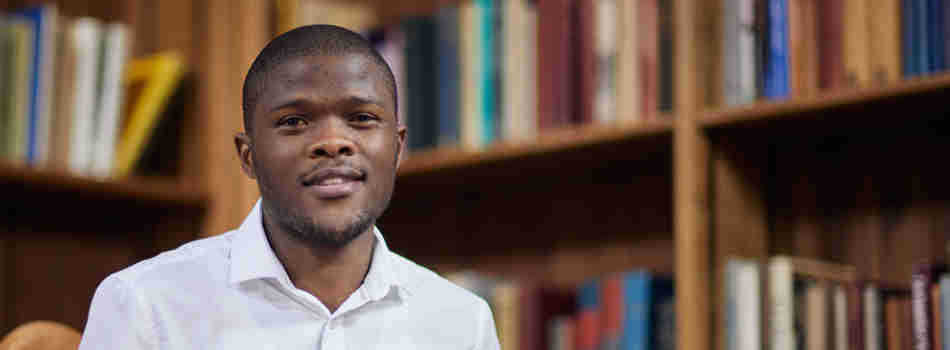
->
[262,213,376,314]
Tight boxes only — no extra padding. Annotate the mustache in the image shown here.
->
[299,162,366,186]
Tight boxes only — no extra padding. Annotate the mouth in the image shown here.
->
[302,167,366,199]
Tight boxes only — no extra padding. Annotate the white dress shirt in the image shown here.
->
[79,200,500,349]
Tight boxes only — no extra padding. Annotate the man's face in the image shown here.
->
[238,54,405,246]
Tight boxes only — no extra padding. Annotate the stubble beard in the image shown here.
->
[257,170,394,249]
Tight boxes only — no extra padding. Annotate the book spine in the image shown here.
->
[725,261,738,350]
[574,0,596,124]
[842,0,870,87]
[763,0,789,100]
[620,271,650,350]
[479,0,498,145]
[903,0,918,77]
[435,6,461,147]
[657,0,673,112]
[638,0,658,118]
[723,0,741,106]
[848,284,864,350]
[594,0,618,124]
[651,278,676,350]
[601,275,623,350]
[577,280,602,350]
[864,286,882,350]
[770,257,795,350]
[536,0,573,130]
[867,0,902,84]
[817,0,844,90]
[737,0,758,103]
[917,0,930,74]
[928,0,944,72]
[912,265,948,350]
[834,285,848,350]
[615,0,640,121]
[942,276,950,350]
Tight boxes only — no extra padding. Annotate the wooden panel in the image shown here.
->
[234,0,272,215]
[673,0,711,350]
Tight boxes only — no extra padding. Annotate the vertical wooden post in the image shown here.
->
[673,1,711,350]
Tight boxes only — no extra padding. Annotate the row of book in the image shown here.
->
[724,255,950,350]
[445,269,675,350]
[280,0,675,152]
[0,3,184,178]
[725,0,943,105]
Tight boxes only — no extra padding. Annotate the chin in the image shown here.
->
[290,211,374,247]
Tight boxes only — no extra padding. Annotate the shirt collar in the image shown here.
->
[229,199,412,299]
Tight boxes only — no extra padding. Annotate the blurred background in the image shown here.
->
[0,0,948,350]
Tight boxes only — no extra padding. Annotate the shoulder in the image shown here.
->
[388,252,491,313]
[105,230,236,291]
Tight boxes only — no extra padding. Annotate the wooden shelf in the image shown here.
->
[0,162,207,209]
[397,118,674,178]
[699,73,950,129]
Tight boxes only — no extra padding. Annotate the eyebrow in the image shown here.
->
[267,96,386,114]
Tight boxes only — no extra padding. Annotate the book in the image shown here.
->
[842,0,870,87]
[600,274,623,350]
[537,0,573,130]
[833,285,848,350]
[5,18,34,165]
[65,18,101,175]
[620,270,651,350]
[459,1,484,150]
[864,286,882,350]
[724,258,762,350]
[15,4,59,166]
[403,16,438,151]
[90,23,130,178]
[478,0,499,145]
[787,0,818,97]
[48,14,75,171]
[912,263,947,350]
[804,281,829,350]
[548,316,575,350]
[493,280,520,350]
[615,0,641,121]
[114,51,185,178]
[575,0,596,125]
[763,0,789,100]
[435,5,461,147]
[770,256,858,350]
[927,0,944,73]
[638,0,658,118]
[501,0,538,141]
[817,0,844,90]
[867,0,901,84]
[657,0,673,112]
[594,0,618,124]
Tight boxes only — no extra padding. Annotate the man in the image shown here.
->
[79,25,500,349]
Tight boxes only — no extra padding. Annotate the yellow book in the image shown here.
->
[842,0,871,87]
[114,51,185,178]
[867,0,901,84]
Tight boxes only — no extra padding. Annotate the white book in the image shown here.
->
[616,0,640,122]
[90,23,130,178]
[770,257,795,350]
[502,0,538,141]
[594,0,617,124]
[66,18,101,175]
[736,0,757,103]
[864,286,881,350]
[736,261,761,350]
[805,281,828,350]
[833,285,848,350]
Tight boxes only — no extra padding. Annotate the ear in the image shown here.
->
[235,132,257,179]
[394,123,408,170]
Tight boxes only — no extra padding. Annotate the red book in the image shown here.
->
[817,0,844,90]
[638,0,658,119]
[573,0,596,124]
[537,0,575,130]
[600,275,623,350]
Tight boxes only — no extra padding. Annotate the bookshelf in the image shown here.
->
[0,1,946,349]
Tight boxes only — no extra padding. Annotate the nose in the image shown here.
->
[309,137,355,158]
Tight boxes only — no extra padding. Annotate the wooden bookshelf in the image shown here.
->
[0,163,207,208]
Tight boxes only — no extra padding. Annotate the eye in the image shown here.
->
[278,115,307,127]
[348,113,380,124]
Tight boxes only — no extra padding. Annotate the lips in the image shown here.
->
[302,166,366,199]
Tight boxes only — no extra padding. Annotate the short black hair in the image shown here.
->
[242,24,398,132]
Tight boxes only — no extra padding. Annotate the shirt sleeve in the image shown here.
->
[472,299,501,350]
[78,274,157,350]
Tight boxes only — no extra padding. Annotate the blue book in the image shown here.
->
[14,5,55,165]
[435,6,460,147]
[478,0,497,146]
[650,277,675,350]
[763,0,789,99]
[928,0,945,72]
[904,0,917,76]
[620,270,651,350]
[918,0,930,73]
[403,17,439,151]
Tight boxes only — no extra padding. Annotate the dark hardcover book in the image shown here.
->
[651,276,675,350]
[576,279,602,350]
[912,263,947,350]
[573,0,596,124]
[928,0,945,72]
[435,6,461,147]
[658,0,674,112]
[817,0,844,90]
[917,0,930,73]
[848,283,865,350]
[403,17,439,151]
[537,0,574,130]
[944,0,950,69]
[519,281,541,350]
[903,0,917,76]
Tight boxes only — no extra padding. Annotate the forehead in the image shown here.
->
[256,54,393,114]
